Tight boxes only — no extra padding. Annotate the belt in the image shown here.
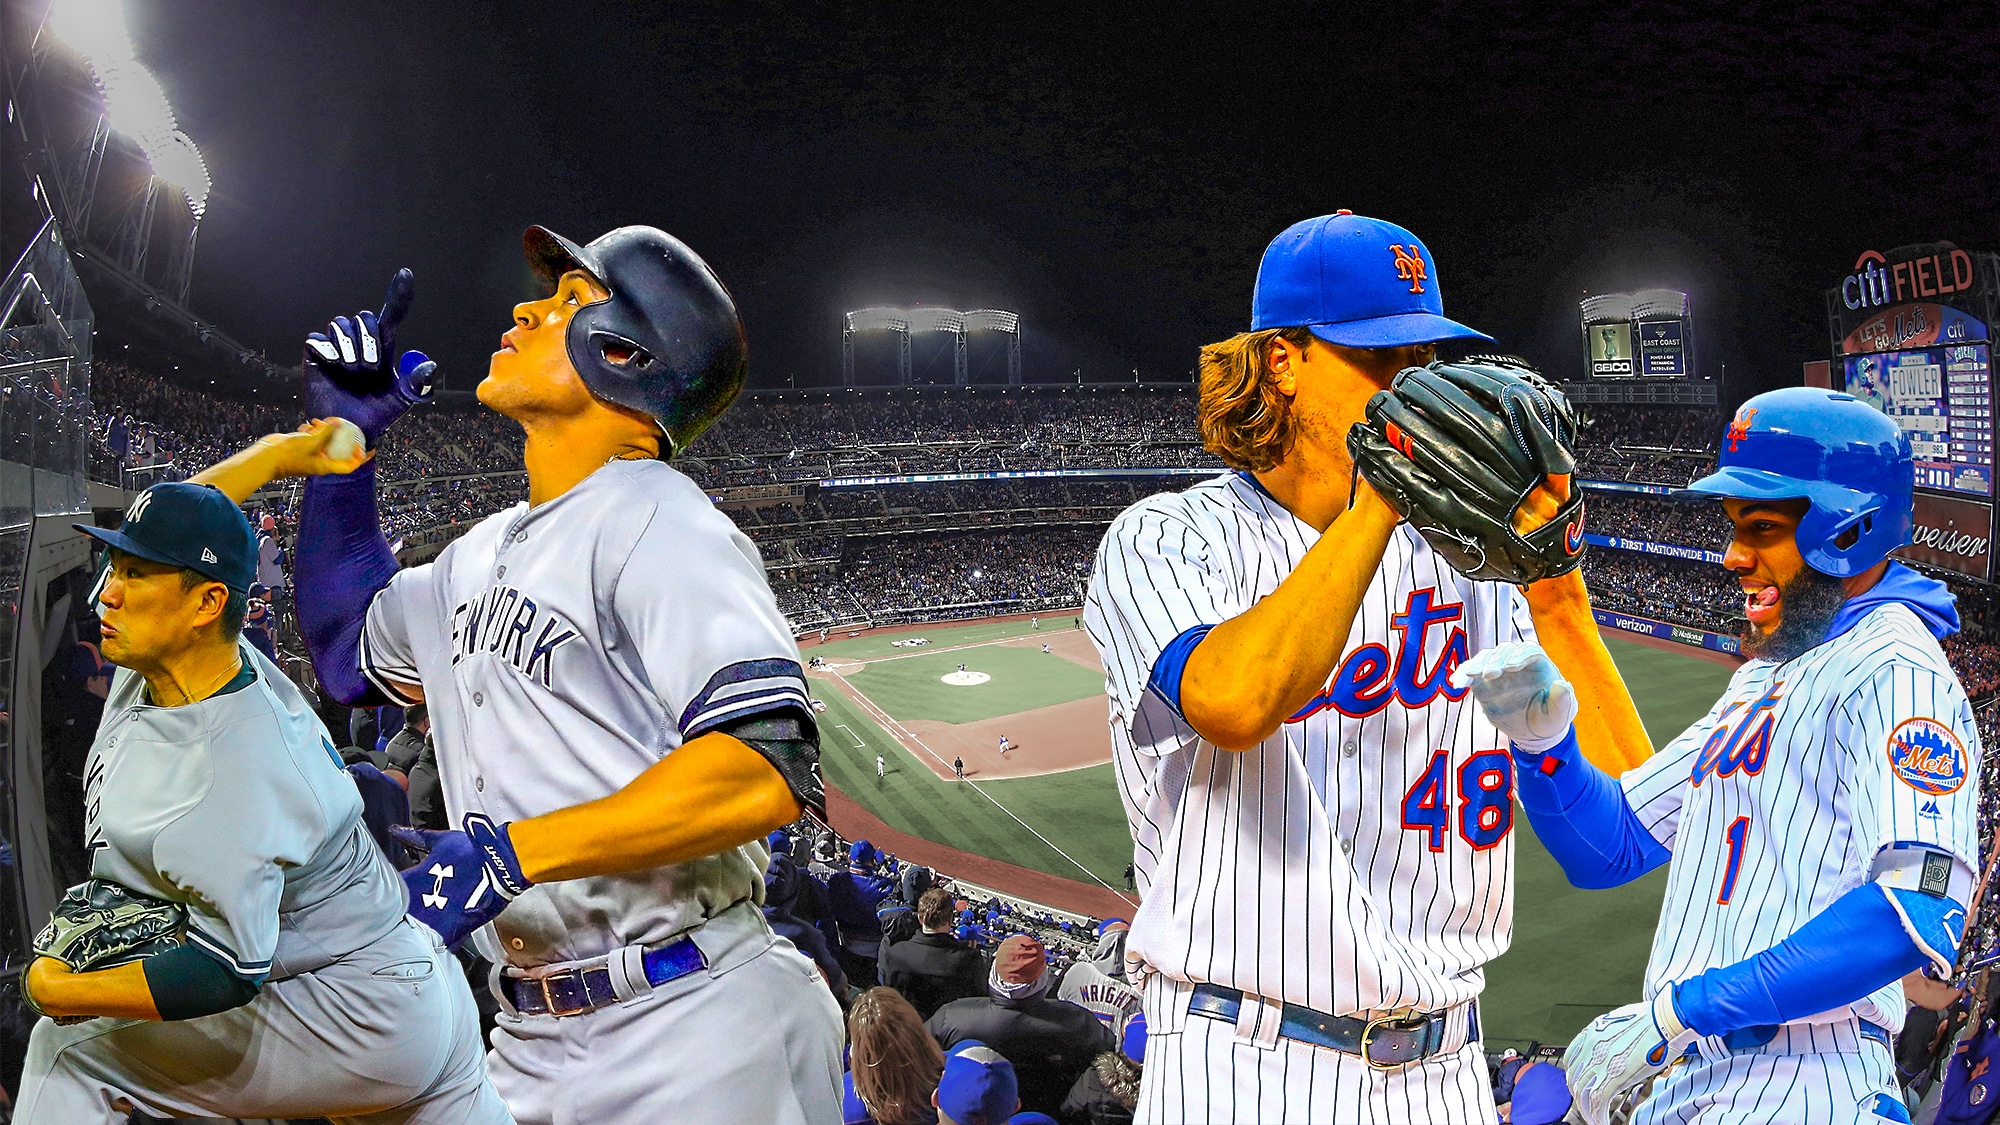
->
[502,937,707,1018]
[1188,984,1471,1070]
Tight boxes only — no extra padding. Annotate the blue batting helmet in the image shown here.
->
[1675,387,1913,577]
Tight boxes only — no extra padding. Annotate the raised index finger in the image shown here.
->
[376,268,416,336]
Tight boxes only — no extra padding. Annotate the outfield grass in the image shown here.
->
[845,644,1105,723]
[1481,634,1738,1046]
[820,620,1743,1047]
[813,682,1132,888]
[812,617,1075,662]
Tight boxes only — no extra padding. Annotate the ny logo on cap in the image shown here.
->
[1389,244,1428,294]
[1726,407,1759,452]
[200,547,218,564]
[125,490,155,524]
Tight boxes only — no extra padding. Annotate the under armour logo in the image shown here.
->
[1726,407,1758,452]
[1389,244,1429,293]
[200,547,218,564]
[423,862,454,910]
[125,490,155,523]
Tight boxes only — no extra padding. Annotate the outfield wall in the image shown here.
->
[1592,608,1741,657]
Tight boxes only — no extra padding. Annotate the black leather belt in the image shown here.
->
[1189,984,1470,1070]
[503,937,707,1017]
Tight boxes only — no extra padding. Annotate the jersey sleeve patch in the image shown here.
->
[1885,717,1968,795]
[680,658,811,736]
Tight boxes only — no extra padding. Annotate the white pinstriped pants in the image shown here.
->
[1633,1022,1909,1125]
[1134,974,1494,1124]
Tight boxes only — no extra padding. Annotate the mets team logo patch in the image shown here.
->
[1886,717,1967,795]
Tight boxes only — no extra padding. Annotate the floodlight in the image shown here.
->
[48,0,134,64]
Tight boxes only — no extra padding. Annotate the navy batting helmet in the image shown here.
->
[524,225,747,457]
[1675,387,1913,577]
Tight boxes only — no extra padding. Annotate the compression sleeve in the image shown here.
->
[1512,727,1671,889]
[297,462,400,706]
[143,944,262,1021]
[719,711,823,821]
[1671,882,1962,1037]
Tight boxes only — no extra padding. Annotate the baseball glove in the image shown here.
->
[34,879,186,972]
[1347,357,1586,585]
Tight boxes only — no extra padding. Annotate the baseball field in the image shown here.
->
[806,615,1738,1049]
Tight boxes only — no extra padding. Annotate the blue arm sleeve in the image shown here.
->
[1512,727,1671,890]
[1146,624,1214,716]
[1672,883,1962,1038]
[297,462,400,707]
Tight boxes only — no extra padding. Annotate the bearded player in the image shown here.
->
[1082,212,1655,1123]
[215,228,844,1123]
[1454,388,1974,1124]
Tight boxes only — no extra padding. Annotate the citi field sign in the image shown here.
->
[1842,247,1976,311]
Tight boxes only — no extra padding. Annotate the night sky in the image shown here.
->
[113,1,2000,402]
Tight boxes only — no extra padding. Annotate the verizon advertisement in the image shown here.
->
[1896,492,1993,582]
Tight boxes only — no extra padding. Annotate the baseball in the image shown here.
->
[323,417,365,460]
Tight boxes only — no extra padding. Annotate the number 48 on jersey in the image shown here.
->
[1401,750,1514,851]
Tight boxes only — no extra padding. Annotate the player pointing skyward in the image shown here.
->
[1083,212,1656,1124]
[202,228,843,1123]
[1455,388,1976,1124]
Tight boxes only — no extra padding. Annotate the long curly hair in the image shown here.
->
[848,987,945,1125]
[1197,327,1315,472]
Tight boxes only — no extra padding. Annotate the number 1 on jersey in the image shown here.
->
[1717,815,1750,904]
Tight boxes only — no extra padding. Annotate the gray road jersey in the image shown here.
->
[85,644,406,980]
[360,459,811,968]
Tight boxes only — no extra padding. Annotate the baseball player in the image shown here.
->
[17,479,508,1123]
[878,753,886,780]
[221,227,842,1123]
[1083,212,1653,1123]
[998,735,1011,754]
[1456,388,1977,1124]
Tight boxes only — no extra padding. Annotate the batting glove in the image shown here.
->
[1562,990,1697,1125]
[1449,640,1577,753]
[303,268,437,445]
[389,814,534,950]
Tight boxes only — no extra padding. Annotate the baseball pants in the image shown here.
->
[15,918,510,1124]
[486,900,845,1125]
[1633,1022,1909,1125]
[1134,973,1495,1125]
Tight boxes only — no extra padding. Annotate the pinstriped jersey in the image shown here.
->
[1083,472,1533,1017]
[360,459,811,969]
[1621,602,1981,1033]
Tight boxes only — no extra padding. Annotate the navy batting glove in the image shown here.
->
[389,814,533,949]
[303,268,437,444]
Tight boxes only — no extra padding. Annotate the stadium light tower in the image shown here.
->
[842,307,1020,386]
[45,0,214,301]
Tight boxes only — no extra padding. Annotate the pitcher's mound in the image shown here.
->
[941,670,991,686]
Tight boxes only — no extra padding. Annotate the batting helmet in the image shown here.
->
[1675,387,1913,577]
[524,224,747,456]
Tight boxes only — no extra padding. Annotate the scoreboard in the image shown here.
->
[1842,343,1993,496]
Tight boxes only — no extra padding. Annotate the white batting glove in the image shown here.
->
[1562,991,1696,1125]
[1448,641,1577,753]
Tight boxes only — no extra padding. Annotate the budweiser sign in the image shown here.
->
[1896,493,1992,581]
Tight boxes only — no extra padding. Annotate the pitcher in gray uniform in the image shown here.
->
[208,228,845,1123]
[16,481,510,1124]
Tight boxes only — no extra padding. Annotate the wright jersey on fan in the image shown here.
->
[1621,596,1981,1034]
[1083,470,1532,1017]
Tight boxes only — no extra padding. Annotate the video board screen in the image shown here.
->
[1843,342,1993,496]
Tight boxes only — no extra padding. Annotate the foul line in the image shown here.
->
[829,666,1137,910]
[836,723,866,749]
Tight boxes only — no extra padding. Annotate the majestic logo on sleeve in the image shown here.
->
[1289,588,1467,722]
[450,584,580,688]
[1389,244,1429,294]
[1886,717,1967,795]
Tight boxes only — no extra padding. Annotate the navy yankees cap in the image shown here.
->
[1251,212,1492,348]
[75,483,258,594]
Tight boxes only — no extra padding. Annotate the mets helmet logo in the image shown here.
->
[1886,717,1967,795]
[1725,407,1759,452]
[1389,244,1428,294]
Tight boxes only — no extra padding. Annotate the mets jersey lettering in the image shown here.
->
[1085,472,1531,1016]
[1622,602,1981,1034]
